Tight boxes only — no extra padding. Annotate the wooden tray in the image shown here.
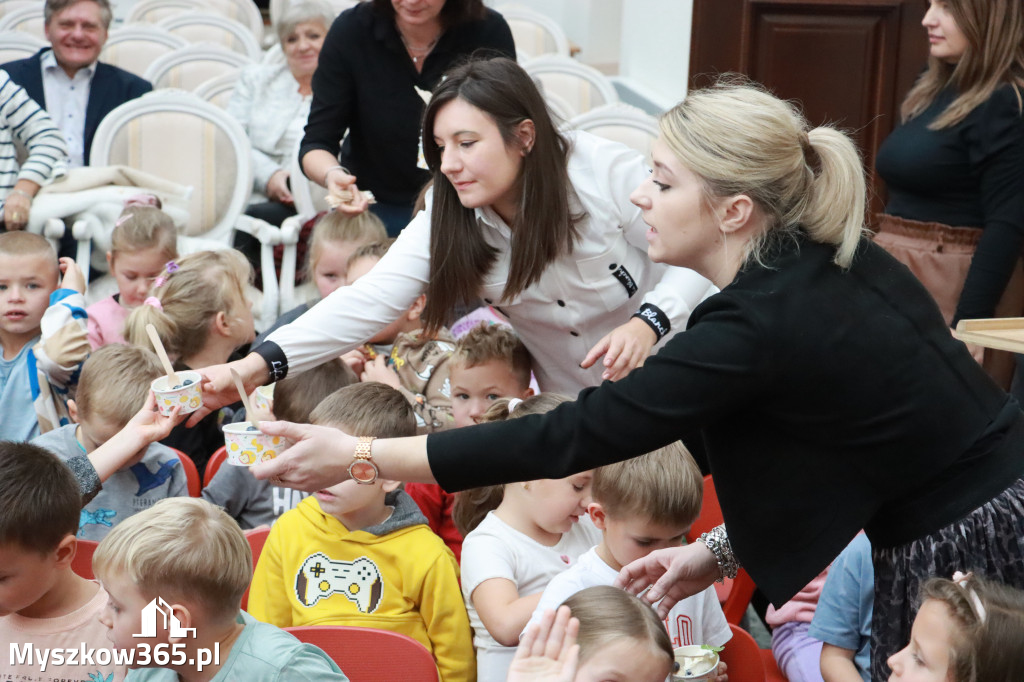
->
[954,318,1024,353]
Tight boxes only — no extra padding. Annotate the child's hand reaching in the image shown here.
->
[340,349,369,376]
[59,257,87,294]
[126,390,185,444]
[88,392,184,481]
[712,660,728,682]
[360,354,401,389]
[507,606,580,682]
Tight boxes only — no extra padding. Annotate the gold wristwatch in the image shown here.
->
[348,436,378,484]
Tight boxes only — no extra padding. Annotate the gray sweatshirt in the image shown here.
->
[33,424,189,540]
[202,462,309,530]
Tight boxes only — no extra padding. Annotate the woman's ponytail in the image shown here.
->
[801,127,867,268]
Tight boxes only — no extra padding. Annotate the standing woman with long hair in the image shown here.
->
[197,58,714,405]
[874,0,1024,385]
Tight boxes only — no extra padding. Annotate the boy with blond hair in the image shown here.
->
[525,443,732,660]
[405,321,535,563]
[0,442,126,682]
[32,344,188,539]
[94,497,349,681]
[249,382,475,682]
[0,231,88,440]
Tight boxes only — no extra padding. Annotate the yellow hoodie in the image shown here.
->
[249,492,475,682]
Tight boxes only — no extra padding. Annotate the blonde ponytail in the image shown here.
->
[660,77,868,269]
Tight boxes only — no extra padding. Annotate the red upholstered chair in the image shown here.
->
[686,475,758,624]
[203,446,228,487]
[71,538,100,580]
[284,626,440,682]
[240,526,270,611]
[719,623,767,682]
[168,447,201,497]
[762,647,790,681]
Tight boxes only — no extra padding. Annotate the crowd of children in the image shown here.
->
[3,199,1024,682]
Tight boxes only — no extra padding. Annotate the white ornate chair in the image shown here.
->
[0,0,35,20]
[570,103,660,156]
[126,0,202,24]
[496,3,569,62]
[85,90,281,327]
[101,25,189,79]
[158,12,263,61]
[143,43,251,91]
[193,71,239,108]
[0,30,45,62]
[524,54,619,118]
[129,0,263,44]
[0,4,44,38]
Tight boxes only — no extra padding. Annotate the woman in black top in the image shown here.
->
[252,81,1024,678]
[299,0,515,235]
[874,0,1024,386]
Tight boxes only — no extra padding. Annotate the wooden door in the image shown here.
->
[689,0,929,213]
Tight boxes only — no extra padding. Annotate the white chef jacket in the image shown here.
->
[264,130,716,393]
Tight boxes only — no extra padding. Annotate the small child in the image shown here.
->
[0,442,126,682]
[455,394,600,682]
[405,321,535,563]
[87,201,179,349]
[248,382,474,682]
[510,586,675,682]
[255,209,387,343]
[31,344,188,540]
[887,573,1024,681]
[525,442,731,664]
[93,498,350,681]
[0,231,88,441]
[202,358,357,528]
[344,239,458,434]
[766,569,830,682]
[809,533,872,682]
[124,250,255,472]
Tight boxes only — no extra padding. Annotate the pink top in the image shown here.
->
[765,567,829,626]
[0,582,127,681]
[87,295,130,349]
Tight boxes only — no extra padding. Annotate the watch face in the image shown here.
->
[349,460,378,484]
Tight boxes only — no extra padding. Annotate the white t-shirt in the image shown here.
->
[460,511,601,682]
[525,547,733,649]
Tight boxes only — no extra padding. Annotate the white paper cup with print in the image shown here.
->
[252,384,274,414]
[672,646,719,680]
[222,422,286,467]
[151,371,203,416]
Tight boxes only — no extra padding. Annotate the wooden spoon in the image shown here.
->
[230,368,259,431]
[146,323,180,386]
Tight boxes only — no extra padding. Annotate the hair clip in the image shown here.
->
[507,398,523,413]
[144,296,163,311]
[153,276,166,288]
[115,214,131,227]
[124,193,159,208]
[952,571,987,623]
[165,261,179,273]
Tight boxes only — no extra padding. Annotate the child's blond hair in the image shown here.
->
[124,250,251,360]
[110,206,178,263]
[451,322,532,390]
[272,358,358,423]
[0,231,57,270]
[76,345,163,426]
[452,393,570,535]
[93,498,251,619]
[310,382,416,439]
[591,441,702,527]
[563,585,674,670]
[306,210,387,281]
[346,239,395,271]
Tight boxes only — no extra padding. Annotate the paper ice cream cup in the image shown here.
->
[223,422,286,466]
[253,383,274,414]
[672,646,719,680]
[151,371,203,416]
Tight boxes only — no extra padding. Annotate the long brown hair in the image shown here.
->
[420,57,581,332]
[371,0,486,29]
[901,0,1024,129]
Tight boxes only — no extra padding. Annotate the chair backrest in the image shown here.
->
[158,12,263,61]
[284,626,440,681]
[202,0,264,45]
[524,54,618,118]
[720,624,767,682]
[240,525,270,610]
[193,70,239,108]
[0,4,44,37]
[143,43,251,91]
[496,3,570,61]
[101,25,189,79]
[127,0,204,24]
[570,103,660,156]
[289,137,329,217]
[90,89,253,244]
[168,447,201,496]
[0,0,35,20]
[71,539,100,579]
[204,445,228,485]
[0,29,46,62]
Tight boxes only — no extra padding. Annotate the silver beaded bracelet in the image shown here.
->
[698,524,739,582]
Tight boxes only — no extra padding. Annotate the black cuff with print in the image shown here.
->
[253,341,289,382]
[632,303,671,341]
